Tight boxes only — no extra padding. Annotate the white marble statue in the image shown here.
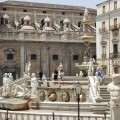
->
[11,83,29,97]
[2,73,10,97]
[107,74,120,107]
[27,61,31,75]
[31,73,38,97]
[79,71,83,77]
[94,72,102,99]
[57,63,64,79]
[83,7,89,21]
[25,61,31,76]
[88,58,94,76]
[8,73,13,82]
[42,74,46,82]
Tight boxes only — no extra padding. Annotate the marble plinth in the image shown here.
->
[0,98,29,110]
[90,103,109,114]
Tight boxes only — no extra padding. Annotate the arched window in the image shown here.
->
[53,55,58,60]
[78,21,82,28]
[21,18,24,25]
[31,54,37,60]
[60,20,63,30]
[40,19,45,30]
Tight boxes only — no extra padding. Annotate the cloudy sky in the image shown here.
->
[0,0,106,9]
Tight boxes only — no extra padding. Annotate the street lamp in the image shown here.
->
[6,110,9,120]
[75,81,82,120]
[52,112,55,120]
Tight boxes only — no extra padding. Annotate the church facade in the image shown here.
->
[0,0,96,84]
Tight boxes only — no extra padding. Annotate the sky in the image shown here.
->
[0,0,106,9]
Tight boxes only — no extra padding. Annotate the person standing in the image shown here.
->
[54,68,58,81]
[39,70,43,80]
[98,68,105,80]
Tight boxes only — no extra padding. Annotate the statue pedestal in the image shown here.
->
[90,103,109,114]
[111,107,120,120]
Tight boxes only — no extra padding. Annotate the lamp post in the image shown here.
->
[6,110,9,120]
[52,112,55,120]
[75,81,82,120]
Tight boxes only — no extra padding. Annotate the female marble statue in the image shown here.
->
[31,73,38,97]
[58,63,64,78]
[94,72,102,98]
[25,61,31,75]
[2,73,10,97]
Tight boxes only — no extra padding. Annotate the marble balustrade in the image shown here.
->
[0,110,110,120]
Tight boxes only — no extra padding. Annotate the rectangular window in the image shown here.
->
[7,54,14,60]
[43,11,46,14]
[80,13,83,16]
[53,55,58,60]
[3,8,6,11]
[62,12,65,15]
[114,1,117,10]
[31,54,37,60]
[103,6,105,14]
[23,9,27,12]
[113,44,118,58]
[73,55,78,60]
[102,21,105,31]
[114,18,117,29]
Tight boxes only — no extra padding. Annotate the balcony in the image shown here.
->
[99,28,108,34]
[109,52,120,59]
[102,54,106,58]
[110,24,119,31]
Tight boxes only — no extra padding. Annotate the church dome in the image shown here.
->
[44,16,51,22]
[3,13,10,19]
[63,18,70,23]
[24,15,31,21]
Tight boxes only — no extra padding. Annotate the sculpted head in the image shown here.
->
[31,73,36,77]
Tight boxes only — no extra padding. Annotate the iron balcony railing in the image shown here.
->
[110,24,119,31]
[99,27,108,34]
[109,52,120,59]
[102,54,106,58]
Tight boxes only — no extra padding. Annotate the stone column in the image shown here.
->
[19,32,25,77]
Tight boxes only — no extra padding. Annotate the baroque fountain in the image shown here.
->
[75,8,97,76]
[0,8,114,120]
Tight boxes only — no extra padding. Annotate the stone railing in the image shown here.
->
[0,110,110,120]
[88,76,97,103]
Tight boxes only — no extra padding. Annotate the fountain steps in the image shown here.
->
[38,102,92,112]
[63,76,88,81]
[100,86,110,103]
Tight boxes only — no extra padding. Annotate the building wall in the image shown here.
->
[96,0,120,76]
[0,1,96,85]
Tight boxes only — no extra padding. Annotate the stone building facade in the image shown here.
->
[0,0,96,84]
[96,0,120,76]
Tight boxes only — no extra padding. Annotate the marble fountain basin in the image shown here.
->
[0,98,29,110]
